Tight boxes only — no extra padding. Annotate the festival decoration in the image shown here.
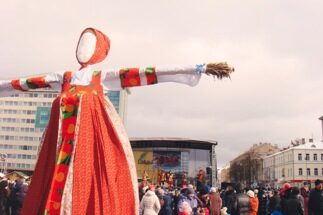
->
[0,27,233,215]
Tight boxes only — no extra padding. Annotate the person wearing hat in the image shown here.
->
[209,187,222,215]
[230,183,250,215]
[308,179,323,215]
[178,188,198,214]
[140,185,161,215]
[285,187,303,215]
[247,190,258,215]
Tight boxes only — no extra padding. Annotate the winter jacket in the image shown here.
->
[286,195,303,215]
[249,197,259,215]
[209,192,222,215]
[231,193,250,215]
[308,188,323,215]
[159,194,173,215]
[140,190,161,215]
[178,195,198,214]
[268,194,280,213]
[224,190,236,214]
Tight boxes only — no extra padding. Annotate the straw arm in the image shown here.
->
[205,62,234,79]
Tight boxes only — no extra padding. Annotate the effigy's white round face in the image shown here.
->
[76,31,97,63]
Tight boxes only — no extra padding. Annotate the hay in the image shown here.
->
[205,62,234,79]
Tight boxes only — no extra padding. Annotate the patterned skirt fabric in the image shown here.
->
[21,94,138,215]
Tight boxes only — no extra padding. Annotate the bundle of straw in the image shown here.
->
[205,62,234,79]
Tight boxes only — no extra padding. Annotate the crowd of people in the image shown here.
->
[139,179,323,215]
[0,178,29,215]
[1,174,323,215]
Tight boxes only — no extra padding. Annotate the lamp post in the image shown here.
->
[0,153,7,174]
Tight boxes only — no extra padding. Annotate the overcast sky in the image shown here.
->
[1,1,323,167]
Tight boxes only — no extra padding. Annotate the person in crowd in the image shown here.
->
[209,187,222,215]
[0,179,9,215]
[173,189,182,215]
[279,182,292,215]
[140,185,161,215]
[197,189,210,215]
[247,190,258,215]
[230,183,250,215]
[178,188,198,214]
[257,188,268,215]
[156,188,173,215]
[268,189,280,214]
[308,179,323,215]
[223,186,235,214]
[300,185,309,215]
[285,187,303,215]
[9,179,27,215]
[178,201,192,215]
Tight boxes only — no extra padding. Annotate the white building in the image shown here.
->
[0,90,127,173]
[263,140,323,187]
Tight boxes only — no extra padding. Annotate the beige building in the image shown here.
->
[220,164,231,183]
[0,90,127,174]
[263,140,323,187]
[229,142,280,187]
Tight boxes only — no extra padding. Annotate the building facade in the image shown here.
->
[263,140,323,187]
[0,90,127,174]
[229,143,280,187]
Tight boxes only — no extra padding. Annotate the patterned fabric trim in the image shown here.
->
[11,76,50,91]
[11,79,25,91]
[144,67,158,85]
[26,76,50,89]
[119,68,141,88]
[44,96,79,214]
[60,96,82,215]
[103,97,139,215]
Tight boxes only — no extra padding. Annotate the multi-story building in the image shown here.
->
[263,139,323,187]
[0,90,127,174]
[229,142,280,187]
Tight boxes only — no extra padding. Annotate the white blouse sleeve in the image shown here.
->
[101,64,206,91]
[0,72,64,97]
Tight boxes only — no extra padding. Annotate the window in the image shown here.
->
[305,154,310,161]
[314,154,317,161]
[321,154,323,161]
[307,168,311,176]
[298,153,302,160]
[314,168,318,176]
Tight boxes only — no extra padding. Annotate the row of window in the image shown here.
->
[10,92,58,98]
[299,168,323,176]
[298,153,323,161]
[0,162,35,170]
[1,126,44,133]
[0,135,42,142]
[0,118,35,124]
[0,101,52,107]
[6,153,37,160]
[0,144,38,151]
[0,109,36,115]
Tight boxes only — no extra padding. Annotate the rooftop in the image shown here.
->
[130,137,217,150]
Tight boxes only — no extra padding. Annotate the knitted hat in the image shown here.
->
[283,183,291,190]
[247,190,255,198]
[187,188,195,195]
[210,187,217,193]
